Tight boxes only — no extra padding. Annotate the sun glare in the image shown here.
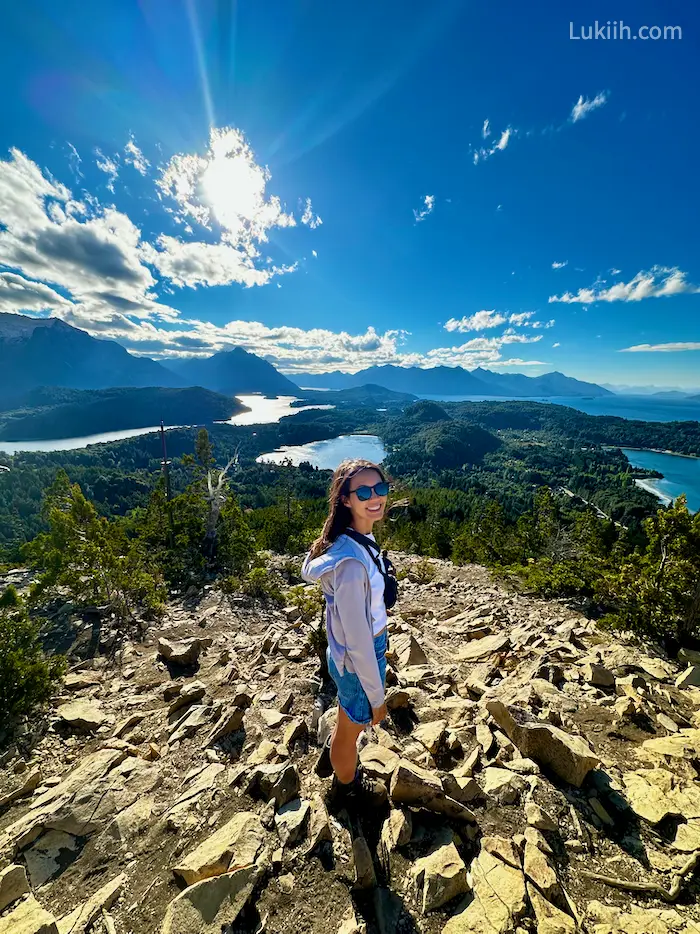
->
[201,133,266,235]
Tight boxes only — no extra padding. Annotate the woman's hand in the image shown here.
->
[371,703,388,725]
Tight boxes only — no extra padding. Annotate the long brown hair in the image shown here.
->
[308,459,387,559]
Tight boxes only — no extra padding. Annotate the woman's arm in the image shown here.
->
[333,559,385,709]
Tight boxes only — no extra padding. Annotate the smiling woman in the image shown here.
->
[302,457,396,810]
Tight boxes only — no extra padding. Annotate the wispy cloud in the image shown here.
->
[549,266,700,304]
[552,342,560,348]
[446,310,555,331]
[570,91,609,123]
[508,312,534,327]
[474,92,609,168]
[301,197,323,229]
[620,342,700,353]
[445,310,506,331]
[473,126,514,165]
[66,143,83,180]
[95,149,119,192]
[413,194,435,223]
[552,260,568,269]
[124,137,150,175]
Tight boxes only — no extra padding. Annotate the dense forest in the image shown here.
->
[1,399,699,651]
[2,398,698,562]
[2,399,700,727]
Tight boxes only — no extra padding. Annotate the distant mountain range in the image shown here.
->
[164,347,298,396]
[1,313,612,403]
[0,314,181,405]
[295,364,612,398]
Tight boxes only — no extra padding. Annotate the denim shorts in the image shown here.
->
[327,629,388,726]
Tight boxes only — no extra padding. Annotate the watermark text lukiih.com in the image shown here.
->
[570,21,682,41]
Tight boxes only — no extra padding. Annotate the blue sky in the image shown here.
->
[0,0,698,388]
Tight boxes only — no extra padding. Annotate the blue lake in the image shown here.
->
[257,434,387,470]
[420,393,700,424]
[0,394,332,455]
[620,448,700,513]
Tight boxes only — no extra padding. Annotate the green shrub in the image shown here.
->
[0,586,66,722]
[287,583,324,624]
[240,567,283,602]
[408,557,437,584]
[24,471,166,640]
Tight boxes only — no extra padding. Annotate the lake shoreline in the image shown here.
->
[615,444,699,460]
[621,447,699,513]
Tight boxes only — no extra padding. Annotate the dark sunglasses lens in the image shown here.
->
[375,481,390,497]
[354,486,372,501]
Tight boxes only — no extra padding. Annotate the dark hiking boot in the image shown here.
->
[327,768,388,812]
[314,736,333,779]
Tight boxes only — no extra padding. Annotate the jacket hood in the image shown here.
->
[301,534,368,582]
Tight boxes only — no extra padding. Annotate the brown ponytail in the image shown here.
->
[308,459,387,559]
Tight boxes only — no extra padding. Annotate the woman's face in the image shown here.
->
[342,467,388,529]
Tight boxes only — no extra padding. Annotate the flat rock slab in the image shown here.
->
[359,744,400,783]
[0,895,58,934]
[173,812,264,885]
[157,637,212,666]
[390,760,476,822]
[24,830,80,888]
[456,634,510,662]
[443,838,526,934]
[0,863,29,913]
[56,872,126,934]
[486,699,599,787]
[275,798,310,848]
[161,866,260,934]
[56,701,106,733]
[411,839,468,913]
[623,768,700,824]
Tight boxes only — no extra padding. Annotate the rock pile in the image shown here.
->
[2,555,700,933]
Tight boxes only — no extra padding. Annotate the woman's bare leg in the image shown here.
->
[330,706,365,784]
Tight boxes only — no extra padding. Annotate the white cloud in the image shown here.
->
[552,342,560,348]
[610,267,621,275]
[488,357,549,368]
[445,310,506,331]
[95,149,119,192]
[142,236,296,289]
[124,137,150,175]
[552,260,568,269]
[496,204,503,212]
[508,311,534,327]
[620,342,700,353]
[473,126,515,164]
[301,197,323,229]
[549,266,700,304]
[311,249,318,258]
[66,143,83,180]
[446,310,555,332]
[482,119,491,139]
[413,194,435,223]
[570,91,609,122]
[0,272,72,313]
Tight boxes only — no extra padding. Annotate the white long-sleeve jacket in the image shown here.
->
[301,533,385,709]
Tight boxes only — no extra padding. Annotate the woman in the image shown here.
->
[302,458,392,806]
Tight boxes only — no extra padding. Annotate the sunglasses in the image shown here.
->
[349,481,390,501]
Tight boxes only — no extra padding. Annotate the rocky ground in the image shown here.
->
[2,554,700,934]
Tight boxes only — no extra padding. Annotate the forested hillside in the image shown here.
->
[1,399,699,653]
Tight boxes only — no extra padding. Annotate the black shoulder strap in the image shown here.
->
[344,528,385,575]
